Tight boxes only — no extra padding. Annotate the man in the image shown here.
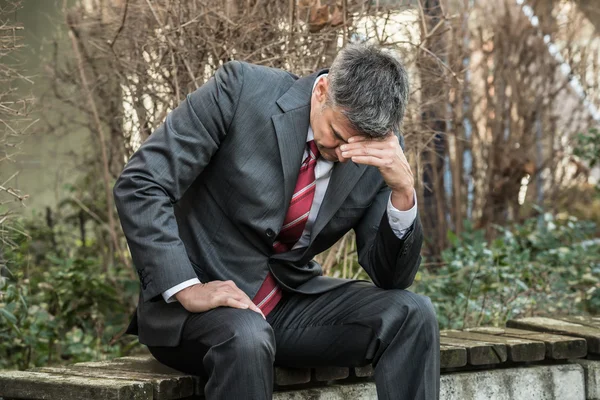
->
[114,43,440,399]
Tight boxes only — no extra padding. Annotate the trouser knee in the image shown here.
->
[410,293,438,336]
[385,290,439,339]
[217,311,276,366]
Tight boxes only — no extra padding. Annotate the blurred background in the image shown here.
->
[1,0,599,370]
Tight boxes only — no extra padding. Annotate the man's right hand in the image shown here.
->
[175,280,265,319]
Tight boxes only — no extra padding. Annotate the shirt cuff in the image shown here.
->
[387,190,417,240]
[162,278,202,303]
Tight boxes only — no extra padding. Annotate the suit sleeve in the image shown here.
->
[353,133,424,289]
[354,186,424,289]
[113,61,245,302]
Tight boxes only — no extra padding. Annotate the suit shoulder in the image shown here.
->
[235,61,297,80]
[220,62,297,103]
[214,61,297,86]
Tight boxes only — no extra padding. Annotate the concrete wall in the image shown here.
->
[273,363,598,400]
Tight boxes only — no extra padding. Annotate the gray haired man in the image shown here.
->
[114,43,440,399]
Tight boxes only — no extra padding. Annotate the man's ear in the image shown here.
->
[315,77,329,103]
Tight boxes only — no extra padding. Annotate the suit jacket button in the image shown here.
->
[265,228,275,238]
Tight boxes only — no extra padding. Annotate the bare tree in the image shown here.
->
[45,0,600,273]
[412,0,600,256]
[45,0,426,271]
[0,0,35,253]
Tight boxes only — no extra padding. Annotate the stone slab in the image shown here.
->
[314,367,349,382]
[469,327,588,359]
[34,366,195,400]
[271,364,586,400]
[75,356,183,376]
[354,365,374,378]
[0,370,152,400]
[351,345,468,376]
[507,317,600,354]
[76,355,203,396]
[440,345,468,368]
[440,334,507,365]
[559,316,600,330]
[573,359,600,400]
[447,329,545,362]
[275,367,311,386]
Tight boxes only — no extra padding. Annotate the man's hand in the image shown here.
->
[340,134,415,211]
[175,281,265,319]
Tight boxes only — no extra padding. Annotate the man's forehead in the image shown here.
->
[333,110,396,141]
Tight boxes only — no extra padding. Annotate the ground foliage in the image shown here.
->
[2,0,600,371]
[0,209,140,370]
[3,198,599,370]
[413,212,600,330]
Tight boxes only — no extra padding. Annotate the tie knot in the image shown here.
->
[307,140,320,160]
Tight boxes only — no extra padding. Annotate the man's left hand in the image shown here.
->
[340,134,415,211]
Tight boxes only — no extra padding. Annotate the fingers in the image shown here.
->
[221,280,238,290]
[251,304,266,319]
[180,280,267,318]
[347,133,398,146]
[339,134,409,169]
[347,155,393,168]
[217,282,266,319]
[341,147,388,160]
[342,136,402,155]
[224,296,251,310]
[340,146,399,168]
[339,134,414,196]
[233,292,266,319]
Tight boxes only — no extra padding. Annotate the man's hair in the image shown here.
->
[327,43,410,138]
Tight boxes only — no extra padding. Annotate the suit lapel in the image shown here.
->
[272,108,310,207]
[308,161,367,246]
[271,161,368,262]
[272,69,323,210]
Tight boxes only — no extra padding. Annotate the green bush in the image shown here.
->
[574,128,600,169]
[3,199,599,370]
[0,215,140,370]
[413,212,600,329]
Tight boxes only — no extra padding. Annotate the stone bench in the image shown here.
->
[0,316,599,399]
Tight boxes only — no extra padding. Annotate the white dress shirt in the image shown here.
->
[162,75,417,302]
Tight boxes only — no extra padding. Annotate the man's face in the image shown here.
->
[309,77,363,162]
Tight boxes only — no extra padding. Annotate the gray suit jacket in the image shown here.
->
[113,61,424,347]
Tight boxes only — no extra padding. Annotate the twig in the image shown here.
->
[342,0,348,46]
[0,184,27,202]
[109,0,129,48]
[170,49,180,101]
[417,0,428,37]
[418,45,461,83]
[4,223,31,239]
[421,17,445,44]
[462,262,483,329]
[145,0,199,89]
[66,14,130,273]
[1,170,19,187]
[70,196,105,227]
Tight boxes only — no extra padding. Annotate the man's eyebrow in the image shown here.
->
[331,126,348,143]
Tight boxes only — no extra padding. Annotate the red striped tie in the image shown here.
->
[253,140,320,316]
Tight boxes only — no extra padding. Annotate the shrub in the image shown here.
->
[0,215,140,370]
[413,213,600,329]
